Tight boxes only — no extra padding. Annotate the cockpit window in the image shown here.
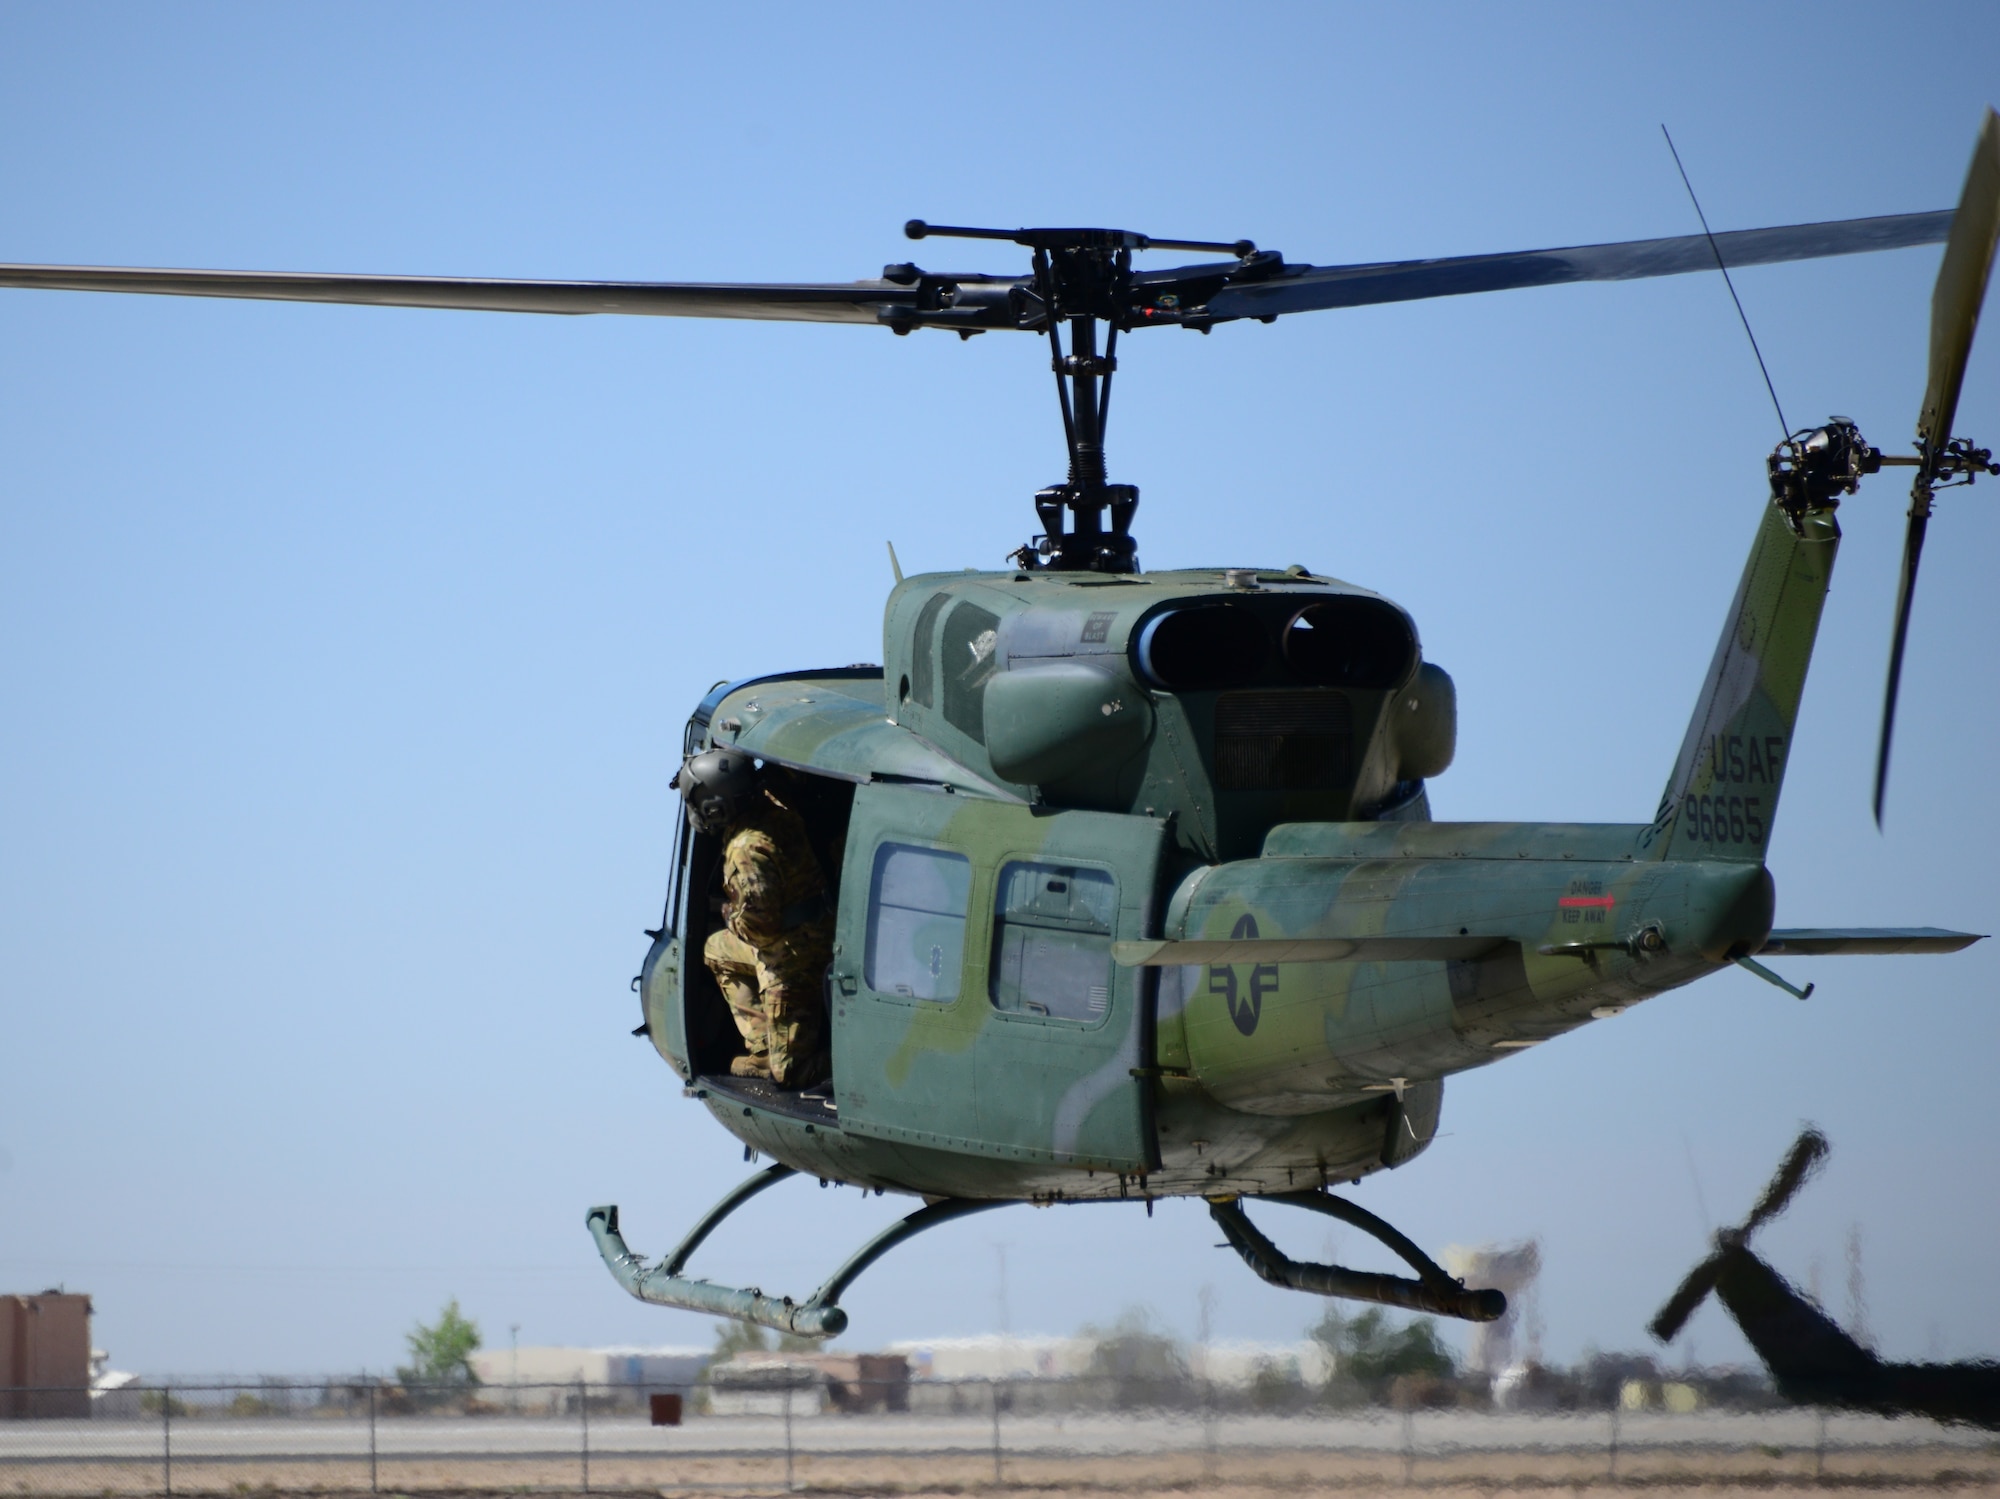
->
[941,602,1001,742]
[1135,605,1269,690]
[910,592,950,708]
[1281,598,1415,689]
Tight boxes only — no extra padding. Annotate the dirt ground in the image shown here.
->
[9,1441,2000,1497]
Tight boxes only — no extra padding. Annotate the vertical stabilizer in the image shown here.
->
[1647,497,1840,861]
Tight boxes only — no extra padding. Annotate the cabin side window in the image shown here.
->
[864,842,972,1002]
[989,862,1117,1023]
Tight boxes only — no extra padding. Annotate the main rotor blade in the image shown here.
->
[1874,508,1930,826]
[1742,1126,1829,1237]
[1207,210,1951,320]
[0,263,936,324]
[1916,108,2000,452]
[0,211,1953,333]
[1649,1254,1724,1344]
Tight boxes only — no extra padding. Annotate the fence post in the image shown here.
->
[579,1378,590,1493]
[1607,1402,1619,1482]
[782,1382,795,1493]
[1814,1408,1827,1481]
[990,1377,1003,1486]
[368,1382,378,1493]
[1400,1405,1415,1487]
[1201,1363,1217,1482]
[162,1383,173,1498]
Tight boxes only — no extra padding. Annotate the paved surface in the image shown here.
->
[0,1408,1986,1464]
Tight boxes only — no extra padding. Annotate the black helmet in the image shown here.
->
[675,747,762,835]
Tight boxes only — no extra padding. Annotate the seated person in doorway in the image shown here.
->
[676,748,834,1089]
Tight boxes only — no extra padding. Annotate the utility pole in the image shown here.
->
[1197,1285,1217,1481]
[1845,1225,1872,1349]
[993,1243,1011,1335]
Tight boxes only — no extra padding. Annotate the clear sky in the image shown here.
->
[2,2,1996,1379]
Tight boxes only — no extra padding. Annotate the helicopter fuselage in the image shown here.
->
[636,542,1796,1205]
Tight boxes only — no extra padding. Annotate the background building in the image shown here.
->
[468,1344,708,1397]
[1,1293,92,1419]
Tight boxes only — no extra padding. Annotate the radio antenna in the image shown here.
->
[1662,125,1791,442]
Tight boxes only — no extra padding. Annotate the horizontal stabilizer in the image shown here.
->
[1758,927,1984,956]
[1112,936,1507,967]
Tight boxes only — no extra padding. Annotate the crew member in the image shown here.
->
[676,748,833,1089]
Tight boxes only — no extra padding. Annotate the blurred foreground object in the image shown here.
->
[1651,1127,2000,1428]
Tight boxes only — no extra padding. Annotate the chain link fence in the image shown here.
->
[0,1377,1993,1493]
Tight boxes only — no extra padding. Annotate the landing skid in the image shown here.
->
[587,1165,1005,1340]
[1212,1191,1506,1322]
[592,1166,1506,1339]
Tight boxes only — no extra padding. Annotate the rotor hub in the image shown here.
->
[906,220,1267,573]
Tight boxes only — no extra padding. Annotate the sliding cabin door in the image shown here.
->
[830,784,1165,1172]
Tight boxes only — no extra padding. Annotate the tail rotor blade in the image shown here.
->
[1743,1126,1830,1236]
[1650,1255,1724,1343]
[1876,109,2000,825]
[1917,108,2000,454]
[1874,510,1930,825]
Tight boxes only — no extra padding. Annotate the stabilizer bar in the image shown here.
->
[1211,1193,1506,1323]
[588,1168,1007,1341]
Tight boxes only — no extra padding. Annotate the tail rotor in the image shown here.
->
[1874,108,2000,825]
[1650,1126,1829,1343]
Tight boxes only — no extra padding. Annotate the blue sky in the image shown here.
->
[2,2,1996,1377]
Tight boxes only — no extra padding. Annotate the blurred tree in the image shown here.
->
[397,1298,482,1389]
[1082,1305,1187,1407]
[1308,1305,1454,1397]
[709,1320,817,1360]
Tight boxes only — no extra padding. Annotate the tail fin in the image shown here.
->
[1646,497,1840,861]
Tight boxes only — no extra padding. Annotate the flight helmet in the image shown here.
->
[675,747,763,836]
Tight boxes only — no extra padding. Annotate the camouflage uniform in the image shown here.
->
[703,788,834,1087]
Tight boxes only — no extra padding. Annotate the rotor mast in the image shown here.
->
[1030,240,1136,572]
[907,222,1253,573]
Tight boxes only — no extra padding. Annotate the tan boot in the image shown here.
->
[775,1049,830,1091]
[729,1053,773,1079]
[765,986,828,1089]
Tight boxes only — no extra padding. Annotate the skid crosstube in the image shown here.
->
[588,1166,1006,1340]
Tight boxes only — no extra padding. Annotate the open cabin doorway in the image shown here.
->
[676,760,856,1116]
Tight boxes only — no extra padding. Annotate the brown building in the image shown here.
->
[1,1293,92,1419]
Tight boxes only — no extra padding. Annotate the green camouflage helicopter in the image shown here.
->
[5,113,1994,1341]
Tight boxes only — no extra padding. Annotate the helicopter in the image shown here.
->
[3,110,1994,1344]
[1650,1126,2000,1428]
